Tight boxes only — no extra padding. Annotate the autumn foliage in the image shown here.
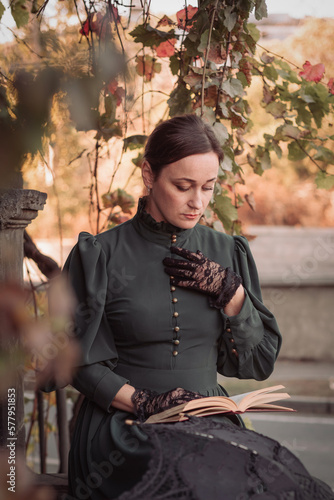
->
[1,1,334,234]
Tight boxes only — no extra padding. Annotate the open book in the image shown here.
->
[144,385,294,424]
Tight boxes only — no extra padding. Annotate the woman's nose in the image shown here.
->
[188,191,203,209]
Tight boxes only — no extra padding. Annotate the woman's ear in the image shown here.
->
[141,160,154,190]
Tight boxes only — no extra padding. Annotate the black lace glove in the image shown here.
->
[131,387,203,422]
[163,246,242,309]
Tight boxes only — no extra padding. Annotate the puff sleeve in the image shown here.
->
[217,236,282,381]
[63,232,129,412]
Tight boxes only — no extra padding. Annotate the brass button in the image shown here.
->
[172,350,178,356]
[173,312,179,318]
[231,348,239,358]
[173,339,180,345]
[229,338,235,343]
[226,328,231,333]
[170,275,175,280]
[170,286,176,292]
[172,298,178,303]
[174,326,180,332]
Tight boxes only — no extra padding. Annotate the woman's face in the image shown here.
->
[142,152,219,229]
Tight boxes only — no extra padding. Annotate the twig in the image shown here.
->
[294,138,326,172]
[256,43,301,69]
[39,150,64,264]
[5,26,44,59]
[201,0,219,116]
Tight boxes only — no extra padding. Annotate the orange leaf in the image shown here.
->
[299,61,325,83]
[156,15,174,28]
[154,38,177,58]
[176,5,198,30]
[207,42,227,65]
[328,77,334,95]
[135,55,161,82]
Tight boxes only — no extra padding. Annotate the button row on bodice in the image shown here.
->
[170,235,180,357]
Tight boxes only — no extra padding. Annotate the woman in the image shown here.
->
[62,115,332,499]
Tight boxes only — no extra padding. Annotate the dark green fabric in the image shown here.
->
[65,198,282,499]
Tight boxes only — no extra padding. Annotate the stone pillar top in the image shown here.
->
[0,189,47,230]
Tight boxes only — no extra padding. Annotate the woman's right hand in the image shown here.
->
[131,387,203,422]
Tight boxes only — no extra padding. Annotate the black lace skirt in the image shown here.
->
[68,398,334,500]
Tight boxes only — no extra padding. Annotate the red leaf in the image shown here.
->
[104,79,125,106]
[176,5,198,30]
[328,77,334,95]
[105,79,118,94]
[79,19,90,36]
[299,61,325,83]
[154,38,177,58]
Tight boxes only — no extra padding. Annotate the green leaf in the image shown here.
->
[102,188,135,213]
[0,2,5,21]
[256,146,271,170]
[132,152,143,167]
[123,135,148,151]
[263,65,278,82]
[130,24,175,48]
[10,0,29,28]
[247,153,263,175]
[314,83,330,101]
[223,7,237,32]
[197,106,216,125]
[222,78,244,98]
[246,23,261,43]
[236,71,249,88]
[212,122,229,146]
[295,101,312,127]
[288,141,307,161]
[198,30,209,53]
[254,0,268,20]
[169,55,179,76]
[275,60,300,84]
[183,35,201,57]
[266,101,286,118]
[281,124,302,140]
[313,146,334,164]
[167,82,192,117]
[309,102,325,128]
[214,193,238,233]
[315,172,334,189]
[272,140,283,159]
[260,52,274,64]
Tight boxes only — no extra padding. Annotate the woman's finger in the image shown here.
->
[163,257,196,270]
[170,246,203,262]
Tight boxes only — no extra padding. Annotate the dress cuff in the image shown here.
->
[93,371,129,413]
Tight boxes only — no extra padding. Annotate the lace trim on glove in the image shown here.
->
[209,267,243,309]
[131,387,203,423]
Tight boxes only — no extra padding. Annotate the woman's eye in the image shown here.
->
[203,186,214,191]
[176,186,190,192]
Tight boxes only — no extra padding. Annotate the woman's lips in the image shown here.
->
[182,214,200,219]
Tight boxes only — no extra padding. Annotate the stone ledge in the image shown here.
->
[0,189,47,230]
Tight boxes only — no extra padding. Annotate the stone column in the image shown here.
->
[0,189,47,451]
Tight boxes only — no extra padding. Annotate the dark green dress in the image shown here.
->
[65,198,281,499]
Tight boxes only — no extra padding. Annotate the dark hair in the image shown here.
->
[143,114,224,177]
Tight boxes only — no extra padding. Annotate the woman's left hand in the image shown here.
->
[163,246,242,309]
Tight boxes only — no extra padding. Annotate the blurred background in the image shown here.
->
[0,0,333,497]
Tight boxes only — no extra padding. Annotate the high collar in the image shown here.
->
[131,197,195,246]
